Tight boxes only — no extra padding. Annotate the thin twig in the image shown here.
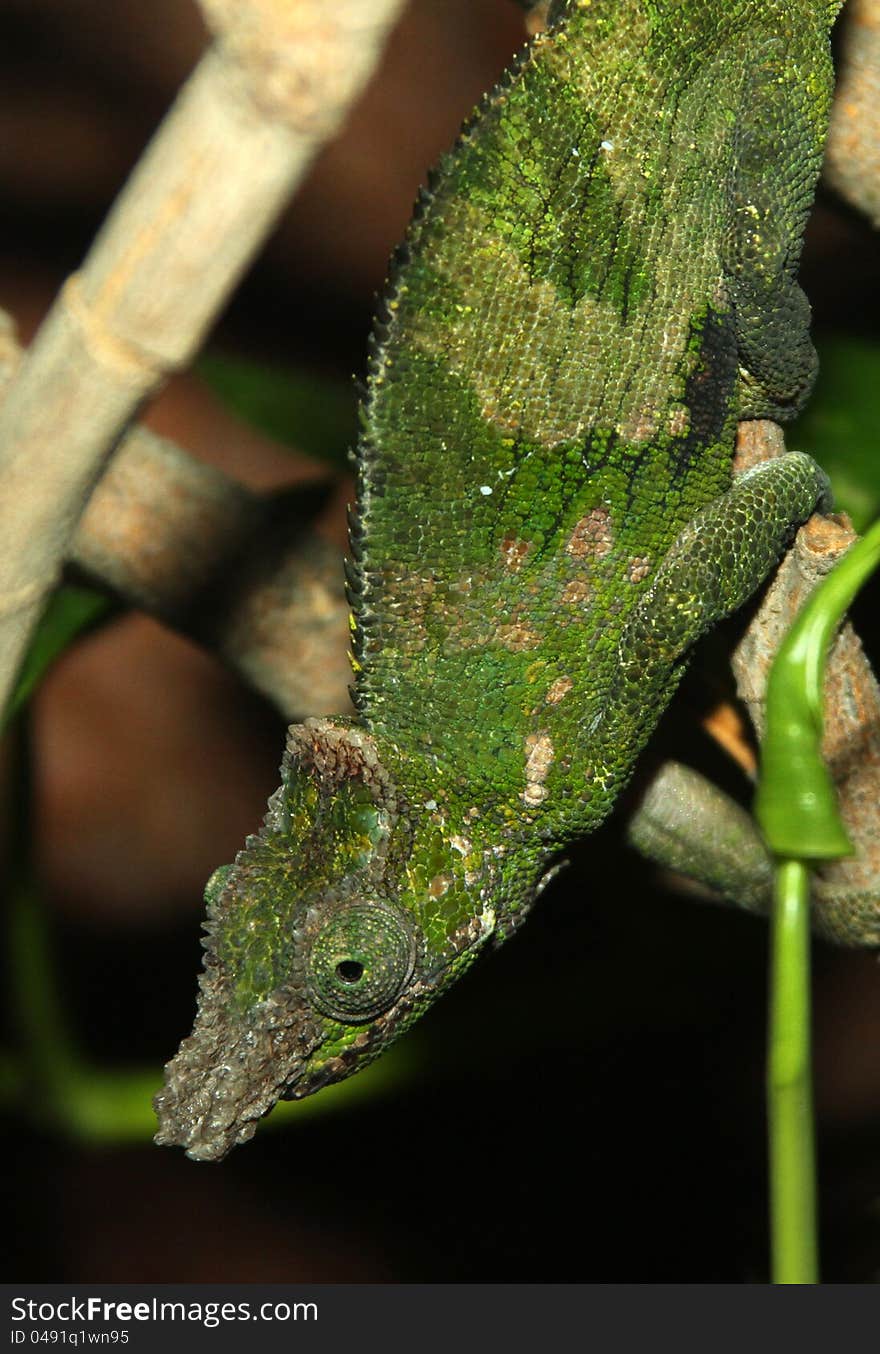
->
[0,0,406,714]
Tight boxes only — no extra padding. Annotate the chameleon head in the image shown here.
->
[153,719,500,1160]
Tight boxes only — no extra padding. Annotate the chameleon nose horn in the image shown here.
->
[153,996,307,1161]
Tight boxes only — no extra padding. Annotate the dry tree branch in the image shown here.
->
[627,423,880,947]
[731,427,880,946]
[825,0,880,227]
[0,0,407,714]
[0,312,352,720]
[71,427,353,721]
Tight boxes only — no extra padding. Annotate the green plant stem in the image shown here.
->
[755,517,880,857]
[756,515,880,1285]
[767,859,817,1284]
[7,714,82,1122]
[3,584,112,730]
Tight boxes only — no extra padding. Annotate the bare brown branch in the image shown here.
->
[626,424,880,946]
[70,426,352,721]
[727,421,880,946]
[825,0,880,227]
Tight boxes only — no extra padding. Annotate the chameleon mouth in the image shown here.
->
[153,994,313,1162]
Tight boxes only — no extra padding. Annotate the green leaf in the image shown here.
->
[199,351,358,470]
[792,334,880,532]
[5,584,112,727]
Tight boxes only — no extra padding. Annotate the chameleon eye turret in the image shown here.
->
[157,0,843,1158]
[305,902,418,1023]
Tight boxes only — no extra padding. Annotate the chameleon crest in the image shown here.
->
[156,0,841,1158]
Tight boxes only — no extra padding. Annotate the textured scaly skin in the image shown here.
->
[155,0,842,1159]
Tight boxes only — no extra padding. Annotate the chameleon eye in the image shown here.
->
[306,903,416,1023]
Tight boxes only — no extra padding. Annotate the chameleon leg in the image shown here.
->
[607,451,830,747]
[623,451,829,662]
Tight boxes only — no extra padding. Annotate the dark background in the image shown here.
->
[1,0,878,1282]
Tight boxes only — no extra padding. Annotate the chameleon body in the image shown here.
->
[156,0,842,1159]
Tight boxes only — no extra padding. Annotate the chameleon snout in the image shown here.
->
[153,994,312,1162]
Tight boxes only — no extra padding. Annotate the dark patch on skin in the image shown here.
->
[560,578,591,606]
[673,306,738,475]
[667,405,689,438]
[496,621,542,652]
[566,505,615,560]
[522,731,555,807]
[429,872,453,899]
[546,676,573,704]
[500,533,534,572]
[289,722,396,800]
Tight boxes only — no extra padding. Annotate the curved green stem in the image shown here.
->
[756,514,880,1286]
[755,518,880,858]
[767,859,816,1284]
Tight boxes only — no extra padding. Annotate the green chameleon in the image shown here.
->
[155,0,842,1159]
